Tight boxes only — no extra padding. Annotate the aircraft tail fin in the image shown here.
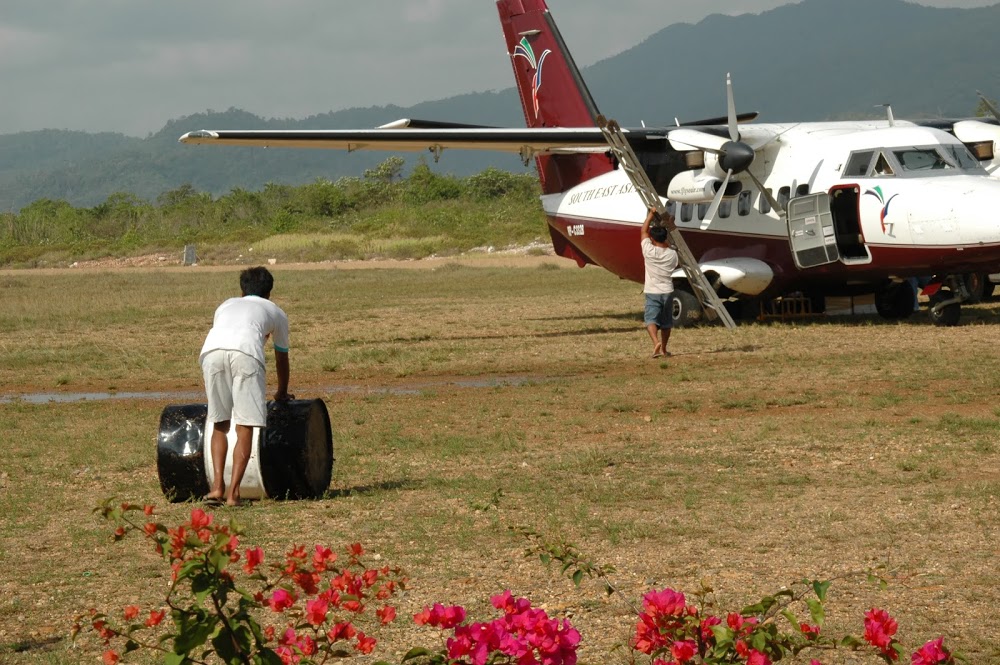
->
[496,0,613,193]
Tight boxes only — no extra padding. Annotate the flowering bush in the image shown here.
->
[74,499,405,664]
[405,591,580,665]
[74,502,961,665]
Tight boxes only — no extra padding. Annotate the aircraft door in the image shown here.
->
[787,193,840,269]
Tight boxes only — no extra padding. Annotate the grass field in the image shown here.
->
[2,259,1000,664]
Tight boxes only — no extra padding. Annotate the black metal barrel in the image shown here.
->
[156,398,333,502]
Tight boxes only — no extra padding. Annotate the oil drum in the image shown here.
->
[156,398,333,502]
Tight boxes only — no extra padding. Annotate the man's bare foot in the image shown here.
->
[204,489,225,505]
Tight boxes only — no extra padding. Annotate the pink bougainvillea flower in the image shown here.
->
[188,508,212,530]
[355,631,376,654]
[800,623,821,640]
[747,650,772,665]
[415,603,467,629]
[312,545,337,572]
[642,588,687,618]
[305,598,329,626]
[143,522,158,537]
[145,609,165,627]
[122,605,139,621]
[102,650,120,665]
[671,640,698,663]
[244,547,264,574]
[377,605,397,625]
[267,588,296,613]
[810,660,824,665]
[328,621,357,642]
[293,570,320,595]
[347,542,364,558]
[701,615,722,643]
[143,504,155,516]
[864,608,899,661]
[911,637,953,665]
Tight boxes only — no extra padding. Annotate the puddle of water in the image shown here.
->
[0,376,539,405]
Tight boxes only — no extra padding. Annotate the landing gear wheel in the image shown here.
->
[929,289,961,327]
[962,272,989,304]
[875,281,915,320]
[671,288,703,327]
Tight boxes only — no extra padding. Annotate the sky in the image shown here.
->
[1,0,995,137]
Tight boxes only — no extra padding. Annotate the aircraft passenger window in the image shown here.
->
[738,190,752,216]
[759,189,772,214]
[778,186,791,209]
[843,151,875,177]
[697,203,709,219]
[665,200,677,216]
[680,203,693,223]
[873,154,894,176]
[719,200,732,219]
[796,184,810,196]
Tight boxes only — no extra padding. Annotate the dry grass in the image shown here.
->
[2,259,1000,664]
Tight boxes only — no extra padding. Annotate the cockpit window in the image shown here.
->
[940,144,984,171]
[893,148,952,171]
[873,153,894,176]
[843,151,875,177]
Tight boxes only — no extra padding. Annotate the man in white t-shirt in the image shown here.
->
[199,266,291,506]
[640,208,679,358]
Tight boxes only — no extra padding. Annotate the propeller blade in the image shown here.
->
[747,170,784,218]
[668,128,728,153]
[977,90,1000,123]
[727,73,739,142]
[700,169,731,231]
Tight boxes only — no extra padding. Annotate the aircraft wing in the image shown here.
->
[178,113,761,156]
[178,127,613,157]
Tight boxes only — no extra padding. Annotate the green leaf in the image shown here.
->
[572,569,584,586]
[124,640,140,654]
[164,653,187,665]
[781,609,800,628]
[255,648,284,665]
[812,579,832,602]
[539,553,551,565]
[403,647,433,661]
[806,598,825,627]
[840,635,864,648]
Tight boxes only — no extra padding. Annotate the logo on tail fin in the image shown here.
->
[513,36,551,119]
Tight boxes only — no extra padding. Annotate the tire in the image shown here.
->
[929,290,961,327]
[671,288,703,327]
[962,272,989,304]
[875,281,915,320]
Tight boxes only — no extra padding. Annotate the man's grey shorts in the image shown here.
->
[202,349,267,427]
[644,292,675,329]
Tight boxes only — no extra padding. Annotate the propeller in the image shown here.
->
[669,74,786,227]
[978,90,1000,123]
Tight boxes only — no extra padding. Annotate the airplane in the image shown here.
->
[179,0,1000,327]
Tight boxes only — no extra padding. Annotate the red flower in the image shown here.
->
[305,599,328,626]
[864,608,899,661]
[347,543,364,557]
[911,638,953,665]
[143,522,158,537]
[143,504,155,516]
[145,610,165,627]
[102,650,120,665]
[671,639,698,663]
[355,632,376,654]
[747,650,772,665]
[267,589,296,613]
[800,623,821,640]
[244,547,264,574]
[700,615,722,643]
[377,605,397,625]
[328,621,357,642]
[122,605,139,621]
[188,508,212,530]
[293,571,320,595]
[312,545,337,571]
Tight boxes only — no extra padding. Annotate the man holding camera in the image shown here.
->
[640,207,679,358]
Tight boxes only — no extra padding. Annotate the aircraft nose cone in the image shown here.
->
[719,141,755,174]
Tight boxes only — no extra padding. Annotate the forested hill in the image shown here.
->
[2,0,998,210]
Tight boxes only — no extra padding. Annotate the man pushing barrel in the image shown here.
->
[199,266,292,507]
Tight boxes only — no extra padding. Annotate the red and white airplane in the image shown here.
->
[180,0,1000,327]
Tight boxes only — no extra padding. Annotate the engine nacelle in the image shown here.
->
[667,171,719,203]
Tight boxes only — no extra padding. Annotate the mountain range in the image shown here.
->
[2,0,998,210]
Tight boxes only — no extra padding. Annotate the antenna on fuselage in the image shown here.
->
[876,103,895,127]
